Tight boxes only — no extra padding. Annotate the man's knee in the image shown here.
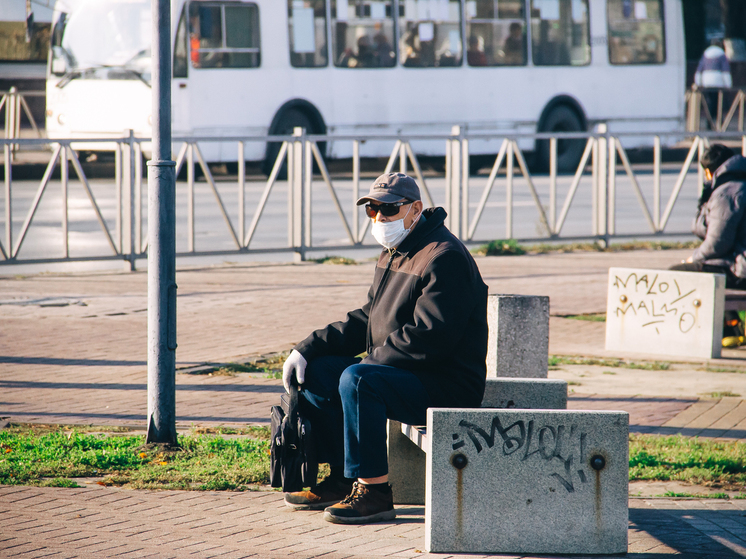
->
[339,363,381,399]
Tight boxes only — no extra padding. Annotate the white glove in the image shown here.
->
[282,349,307,394]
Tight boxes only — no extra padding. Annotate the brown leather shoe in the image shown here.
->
[323,482,396,524]
[284,476,353,510]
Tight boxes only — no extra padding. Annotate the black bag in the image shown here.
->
[269,382,318,492]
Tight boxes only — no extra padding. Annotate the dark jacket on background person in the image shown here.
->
[294,207,488,408]
[692,154,746,278]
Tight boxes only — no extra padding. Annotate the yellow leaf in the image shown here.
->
[160,461,168,466]
[139,452,147,459]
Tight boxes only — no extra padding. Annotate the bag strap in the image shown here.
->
[287,379,300,423]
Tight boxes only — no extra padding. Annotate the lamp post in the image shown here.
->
[146,0,177,445]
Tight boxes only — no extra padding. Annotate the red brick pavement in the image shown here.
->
[3,485,746,558]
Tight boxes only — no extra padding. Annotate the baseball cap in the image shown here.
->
[355,173,421,206]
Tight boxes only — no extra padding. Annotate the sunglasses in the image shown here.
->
[364,200,413,218]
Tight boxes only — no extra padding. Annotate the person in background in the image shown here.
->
[502,22,525,65]
[670,144,746,344]
[467,34,487,66]
[695,38,733,129]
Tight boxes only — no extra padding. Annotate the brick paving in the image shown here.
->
[4,249,746,557]
[3,485,746,559]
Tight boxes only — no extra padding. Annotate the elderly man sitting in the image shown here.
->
[281,173,489,524]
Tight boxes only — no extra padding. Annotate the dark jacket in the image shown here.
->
[692,155,746,278]
[294,207,488,408]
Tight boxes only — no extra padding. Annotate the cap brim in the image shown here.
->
[355,192,406,206]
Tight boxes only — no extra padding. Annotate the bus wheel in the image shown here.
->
[263,108,314,178]
[536,106,585,173]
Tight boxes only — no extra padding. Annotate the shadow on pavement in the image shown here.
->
[630,506,746,558]
[0,380,284,393]
[0,356,147,366]
[5,410,272,423]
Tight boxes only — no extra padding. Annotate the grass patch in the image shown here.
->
[699,367,746,374]
[630,434,746,488]
[562,313,606,322]
[567,381,582,386]
[661,491,732,499]
[310,255,358,265]
[472,239,526,256]
[548,355,670,370]
[188,353,288,380]
[603,371,617,375]
[0,424,271,490]
[474,239,700,256]
[701,391,741,398]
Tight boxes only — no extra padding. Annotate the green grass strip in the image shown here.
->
[473,239,700,257]
[548,355,671,370]
[4,428,746,492]
[0,429,270,491]
[630,434,746,486]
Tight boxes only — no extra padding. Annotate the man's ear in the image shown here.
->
[413,201,424,216]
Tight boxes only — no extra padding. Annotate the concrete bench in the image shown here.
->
[605,267,726,359]
[388,377,568,505]
[396,408,629,555]
[387,293,627,555]
[428,409,628,554]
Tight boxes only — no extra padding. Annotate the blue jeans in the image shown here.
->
[299,355,431,479]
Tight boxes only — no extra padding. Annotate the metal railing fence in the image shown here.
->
[686,87,746,133]
[2,127,745,269]
[1,89,45,161]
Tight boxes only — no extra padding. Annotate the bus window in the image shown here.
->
[607,0,665,65]
[399,0,462,67]
[530,0,590,66]
[331,0,396,68]
[189,2,260,69]
[174,6,188,77]
[288,0,328,67]
[465,0,526,67]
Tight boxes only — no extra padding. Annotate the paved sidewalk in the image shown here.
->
[2,485,746,559]
[4,249,746,557]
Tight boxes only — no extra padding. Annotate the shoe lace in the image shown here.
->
[339,481,366,505]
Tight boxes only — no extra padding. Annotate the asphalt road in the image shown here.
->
[0,159,702,274]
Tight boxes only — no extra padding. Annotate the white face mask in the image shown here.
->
[371,204,419,249]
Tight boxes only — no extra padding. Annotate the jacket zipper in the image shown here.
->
[367,248,396,352]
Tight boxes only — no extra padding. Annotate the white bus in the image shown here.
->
[45,0,685,172]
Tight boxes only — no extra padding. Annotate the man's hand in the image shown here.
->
[686,256,693,263]
[282,349,307,394]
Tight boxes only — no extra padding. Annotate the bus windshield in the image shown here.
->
[50,0,152,87]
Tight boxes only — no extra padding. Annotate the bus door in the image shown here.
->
[172,0,262,158]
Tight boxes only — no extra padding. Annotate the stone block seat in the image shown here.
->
[386,293,629,555]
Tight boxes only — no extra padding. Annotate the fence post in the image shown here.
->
[61,145,69,258]
[461,125,469,239]
[505,139,513,239]
[6,87,18,162]
[121,129,137,271]
[448,125,462,238]
[238,141,245,245]
[4,141,11,256]
[596,123,608,246]
[686,89,701,132]
[291,127,306,262]
[353,139,360,243]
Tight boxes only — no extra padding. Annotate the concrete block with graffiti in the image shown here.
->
[425,409,628,554]
[605,267,725,359]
